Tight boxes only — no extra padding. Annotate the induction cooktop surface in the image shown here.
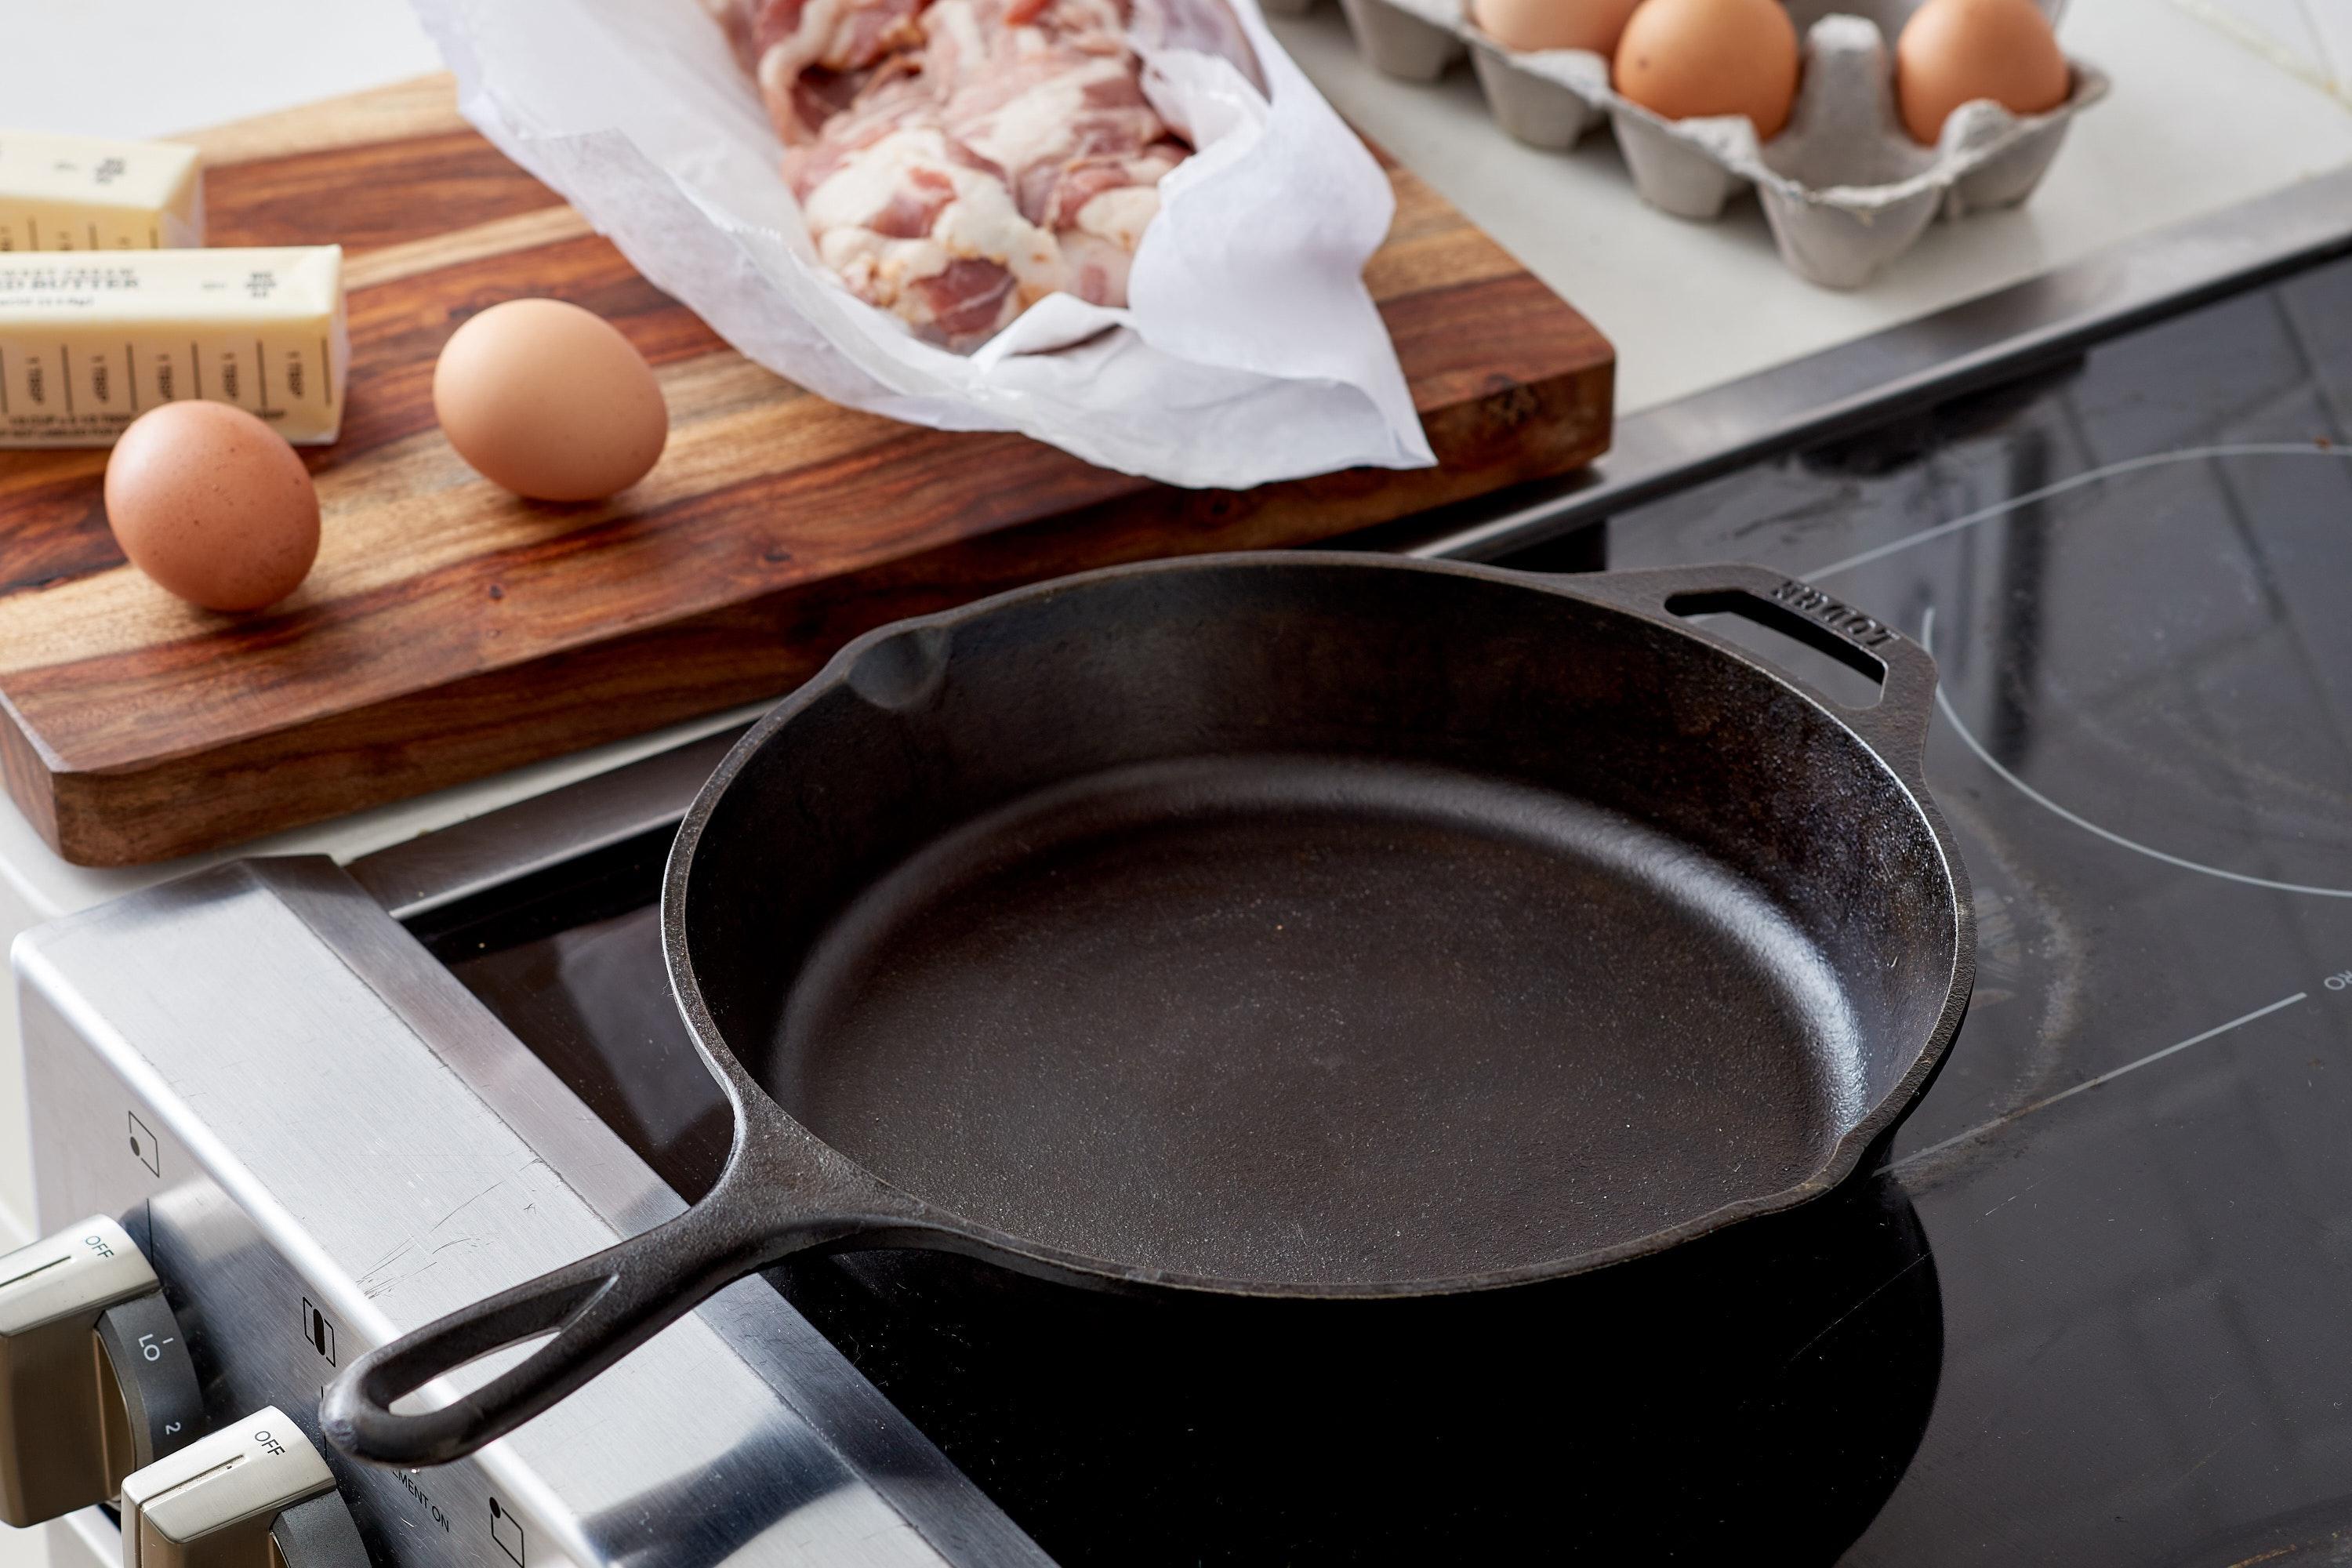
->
[423,249,2352,1565]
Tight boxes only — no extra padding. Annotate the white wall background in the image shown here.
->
[16,2,442,140]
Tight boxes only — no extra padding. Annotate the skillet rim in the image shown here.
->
[662,550,1977,1300]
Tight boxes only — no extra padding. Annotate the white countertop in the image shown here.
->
[1269,0,2352,413]
[15,2,445,144]
[0,6,2343,1561]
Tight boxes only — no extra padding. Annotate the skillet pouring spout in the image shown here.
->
[321,553,1972,1467]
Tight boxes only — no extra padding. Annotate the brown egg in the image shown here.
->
[433,299,669,503]
[103,401,321,613]
[1896,0,2069,144]
[1613,0,1801,140]
[1470,0,1642,55]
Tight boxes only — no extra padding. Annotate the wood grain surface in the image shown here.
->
[0,74,1613,866]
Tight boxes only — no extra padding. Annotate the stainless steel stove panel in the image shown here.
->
[13,858,1044,1568]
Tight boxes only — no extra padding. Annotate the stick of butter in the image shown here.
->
[0,248,346,448]
[0,129,203,252]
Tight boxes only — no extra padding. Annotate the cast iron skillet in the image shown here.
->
[321,554,1974,1467]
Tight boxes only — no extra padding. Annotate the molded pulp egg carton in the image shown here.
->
[1269,0,2109,286]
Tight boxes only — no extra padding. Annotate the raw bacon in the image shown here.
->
[710,0,1192,348]
[714,0,931,140]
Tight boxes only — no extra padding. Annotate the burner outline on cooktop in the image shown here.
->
[1919,608,2352,899]
[1801,443,2352,899]
[1799,441,2352,583]
[1891,987,2310,1168]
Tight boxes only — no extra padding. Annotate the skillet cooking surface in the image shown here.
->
[780,753,1865,1283]
[681,556,1969,1294]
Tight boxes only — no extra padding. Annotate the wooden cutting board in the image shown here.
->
[0,74,1613,867]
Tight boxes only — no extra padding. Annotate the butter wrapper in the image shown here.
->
[0,248,347,448]
[0,130,203,252]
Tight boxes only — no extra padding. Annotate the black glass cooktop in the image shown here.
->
[419,247,2352,1565]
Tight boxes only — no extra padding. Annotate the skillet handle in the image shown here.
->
[318,1178,874,1468]
[1563,563,1939,775]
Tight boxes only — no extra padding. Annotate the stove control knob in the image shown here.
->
[0,1217,202,1526]
[120,1408,365,1568]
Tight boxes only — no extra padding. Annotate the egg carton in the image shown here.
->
[1272,0,2109,287]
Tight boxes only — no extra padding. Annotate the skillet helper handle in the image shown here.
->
[1566,563,1938,775]
[319,1190,857,1468]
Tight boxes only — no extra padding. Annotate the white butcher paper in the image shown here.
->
[410,0,1436,488]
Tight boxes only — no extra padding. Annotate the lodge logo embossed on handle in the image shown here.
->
[1770,579,1895,649]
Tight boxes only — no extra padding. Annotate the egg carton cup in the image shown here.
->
[1308,0,2108,287]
